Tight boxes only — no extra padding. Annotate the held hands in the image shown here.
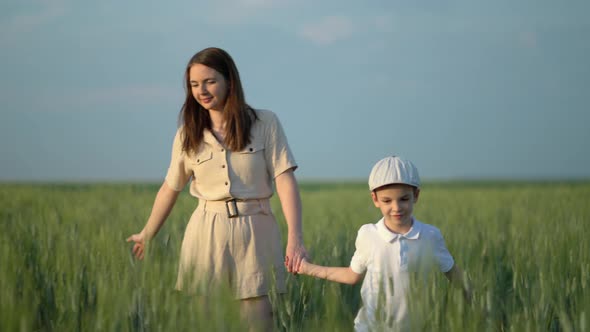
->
[284,240,308,275]
[285,256,309,275]
[126,232,146,260]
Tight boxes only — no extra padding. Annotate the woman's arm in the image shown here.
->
[275,169,308,274]
[127,181,180,259]
[295,258,363,285]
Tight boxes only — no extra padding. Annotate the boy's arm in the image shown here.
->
[295,258,363,285]
[444,264,472,303]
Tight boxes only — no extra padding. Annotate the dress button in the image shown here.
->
[249,148,253,152]
[221,149,225,152]
[197,159,200,162]
[222,165,226,168]
[225,182,228,185]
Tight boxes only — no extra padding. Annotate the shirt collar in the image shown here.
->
[376,218,421,242]
[203,129,222,146]
[203,129,217,144]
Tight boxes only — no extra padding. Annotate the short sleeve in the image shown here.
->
[264,112,297,178]
[434,229,455,273]
[164,129,191,192]
[350,227,370,274]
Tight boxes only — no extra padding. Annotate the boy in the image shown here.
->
[290,156,471,331]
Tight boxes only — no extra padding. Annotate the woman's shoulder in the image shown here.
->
[168,125,183,141]
[250,109,285,135]
[252,108,279,123]
[172,125,188,143]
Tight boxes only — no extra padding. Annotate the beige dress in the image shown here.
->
[165,109,297,299]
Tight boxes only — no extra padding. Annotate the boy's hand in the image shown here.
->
[285,240,308,275]
[285,256,308,275]
[297,258,309,275]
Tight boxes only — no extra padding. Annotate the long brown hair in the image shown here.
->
[179,47,257,154]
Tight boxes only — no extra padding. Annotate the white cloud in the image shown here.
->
[298,16,355,45]
[72,85,180,107]
[0,0,69,45]
[6,85,181,113]
[236,0,287,7]
[518,30,537,49]
[11,4,66,28]
[205,0,292,24]
[374,14,394,33]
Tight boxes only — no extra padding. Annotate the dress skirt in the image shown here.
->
[175,199,286,299]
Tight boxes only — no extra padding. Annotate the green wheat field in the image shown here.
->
[1,181,589,331]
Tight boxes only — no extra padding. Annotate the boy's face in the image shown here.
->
[371,184,420,233]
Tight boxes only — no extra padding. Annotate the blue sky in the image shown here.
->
[1,0,589,182]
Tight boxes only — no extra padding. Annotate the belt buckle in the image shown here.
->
[225,199,238,218]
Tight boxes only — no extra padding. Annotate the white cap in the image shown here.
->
[368,156,420,191]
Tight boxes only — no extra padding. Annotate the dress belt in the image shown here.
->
[198,198,271,218]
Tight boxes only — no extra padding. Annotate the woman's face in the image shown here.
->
[189,64,229,112]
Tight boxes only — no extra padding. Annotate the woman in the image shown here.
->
[127,47,307,330]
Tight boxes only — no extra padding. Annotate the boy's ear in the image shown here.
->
[371,191,379,207]
[414,188,420,203]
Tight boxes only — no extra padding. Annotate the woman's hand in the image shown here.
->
[125,182,181,261]
[285,256,309,275]
[285,239,308,274]
[275,170,307,275]
[126,232,146,260]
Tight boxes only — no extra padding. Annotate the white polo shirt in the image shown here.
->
[350,218,454,332]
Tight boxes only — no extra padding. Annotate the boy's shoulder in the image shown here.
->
[354,219,388,244]
[354,219,447,244]
[356,218,442,233]
[357,221,380,235]
[413,219,446,239]
[353,222,384,252]
[352,221,377,241]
